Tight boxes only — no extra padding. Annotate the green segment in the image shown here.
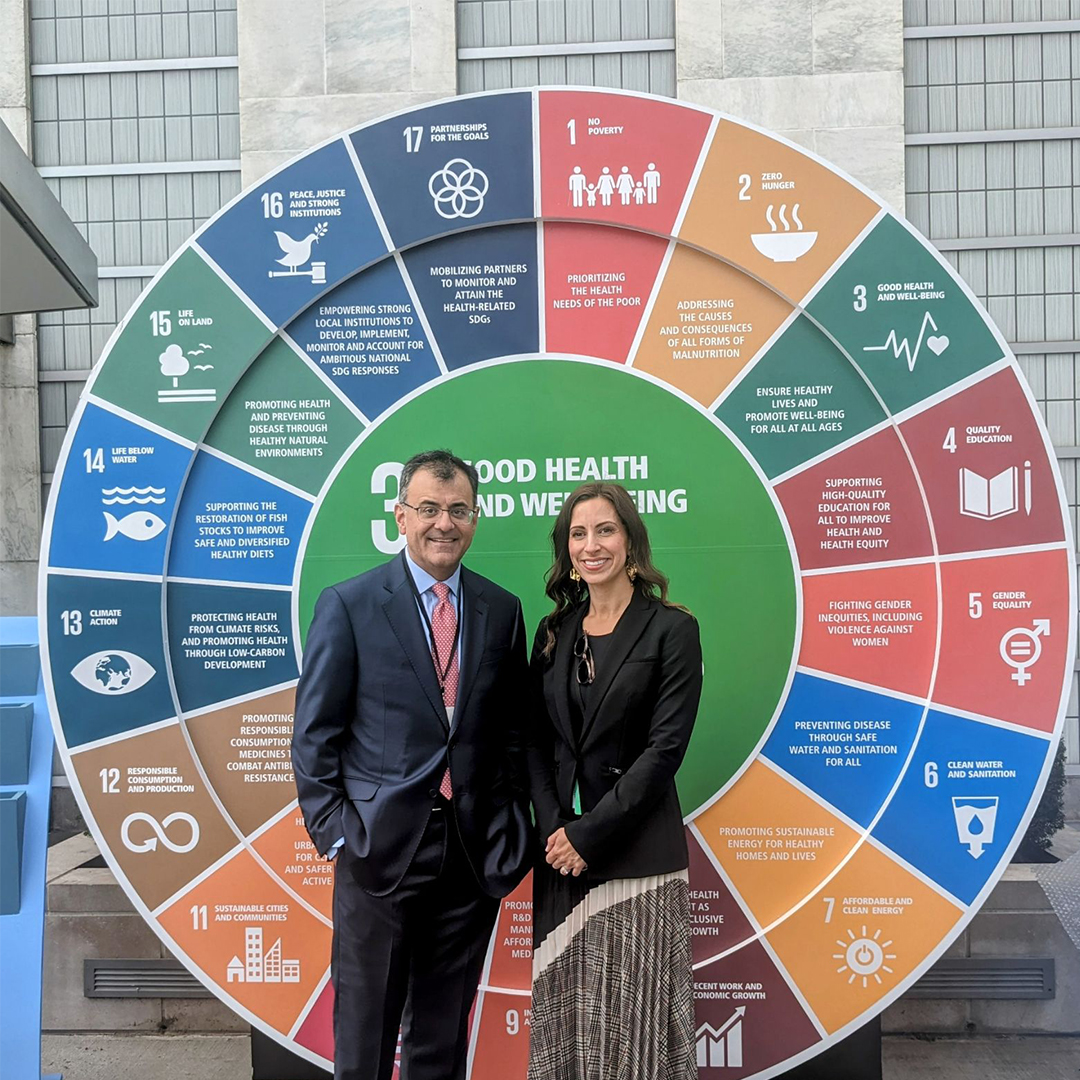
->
[203,337,364,494]
[806,214,1004,414]
[299,359,797,813]
[91,248,271,443]
[716,315,887,478]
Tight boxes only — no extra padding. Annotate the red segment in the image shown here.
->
[800,563,938,697]
[774,427,933,570]
[543,223,667,362]
[687,829,757,963]
[487,873,534,992]
[937,549,1071,732]
[538,91,712,235]
[294,979,334,1062]
[693,940,821,1077]
[900,368,1065,555]
[469,990,530,1080]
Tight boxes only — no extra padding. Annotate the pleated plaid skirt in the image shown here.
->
[527,868,697,1080]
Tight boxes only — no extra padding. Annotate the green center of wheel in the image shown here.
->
[298,358,798,811]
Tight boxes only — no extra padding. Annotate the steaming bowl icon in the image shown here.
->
[751,230,818,263]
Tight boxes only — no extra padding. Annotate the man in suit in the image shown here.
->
[292,449,532,1080]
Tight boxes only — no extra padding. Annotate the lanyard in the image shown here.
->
[401,551,463,693]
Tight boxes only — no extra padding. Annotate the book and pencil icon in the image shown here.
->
[959,462,1031,520]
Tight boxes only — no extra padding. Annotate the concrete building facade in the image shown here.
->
[0,1,1076,771]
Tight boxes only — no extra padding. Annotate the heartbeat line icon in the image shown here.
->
[863,311,949,372]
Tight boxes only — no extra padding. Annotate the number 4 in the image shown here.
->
[943,426,957,453]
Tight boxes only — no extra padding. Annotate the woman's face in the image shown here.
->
[567,497,628,589]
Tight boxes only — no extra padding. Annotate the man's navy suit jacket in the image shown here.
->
[291,553,533,898]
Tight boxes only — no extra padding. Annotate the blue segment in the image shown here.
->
[168,451,312,587]
[287,258,442,419]
[197,139,388,327]
[49,403,191,576]
[46,575,175,747]
[873,708,1050,904]
[350,93,535,250]
[402,223,539,369]
[762,673,922,828]
[167,582,298,712]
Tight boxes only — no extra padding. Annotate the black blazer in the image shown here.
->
[291,553,533,898]
[527,589,703,879]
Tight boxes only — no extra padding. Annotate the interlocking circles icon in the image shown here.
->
[428,158,489,220]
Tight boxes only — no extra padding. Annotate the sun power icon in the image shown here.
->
[833,926,897,988]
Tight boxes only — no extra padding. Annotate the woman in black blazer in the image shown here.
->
[526,481,703,1080]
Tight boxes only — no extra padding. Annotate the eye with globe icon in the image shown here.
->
[95,654,132,692]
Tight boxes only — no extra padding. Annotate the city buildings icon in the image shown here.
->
[226,926,300,984]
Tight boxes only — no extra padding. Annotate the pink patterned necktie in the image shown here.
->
[431,582,458,799]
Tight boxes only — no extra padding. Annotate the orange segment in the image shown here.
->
[632,243,793,406]
[693,760,860,930]
[679,121,880,305]
[158,847,330,1035]
[250,806,334,920]
[767,840,963,1033]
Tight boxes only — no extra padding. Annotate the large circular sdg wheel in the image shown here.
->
[41,89,1074,1077]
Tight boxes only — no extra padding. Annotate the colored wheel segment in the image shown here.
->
[39,89,1074,1078]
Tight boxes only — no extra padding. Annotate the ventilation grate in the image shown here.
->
[906,958,1055,999]
[84,958,213,998]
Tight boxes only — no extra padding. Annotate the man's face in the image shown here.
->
[394,466,478,580]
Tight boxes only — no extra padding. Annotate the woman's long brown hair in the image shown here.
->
[540,482,685,657]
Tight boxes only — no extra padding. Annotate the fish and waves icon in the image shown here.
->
[101,485,166,505]
[100,485,167,541]
[103,511,166,542]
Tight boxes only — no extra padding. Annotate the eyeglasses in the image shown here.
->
[574,631,595,685]
[400,500,478,525]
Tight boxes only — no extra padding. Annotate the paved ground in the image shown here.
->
[43,1033,1080,1078]
[883,1036,1080,1079]
[42,1034,250,1080]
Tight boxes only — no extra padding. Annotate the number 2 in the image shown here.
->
[737,173,751,200]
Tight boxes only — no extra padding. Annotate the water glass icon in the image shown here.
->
[952,796,999,859]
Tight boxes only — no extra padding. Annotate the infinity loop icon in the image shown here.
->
[120,811,201,854]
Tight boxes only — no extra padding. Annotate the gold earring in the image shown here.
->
[569,567,581,582]
[626,561,638,583]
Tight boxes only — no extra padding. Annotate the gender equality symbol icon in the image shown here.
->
[40,89,1074,1078]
